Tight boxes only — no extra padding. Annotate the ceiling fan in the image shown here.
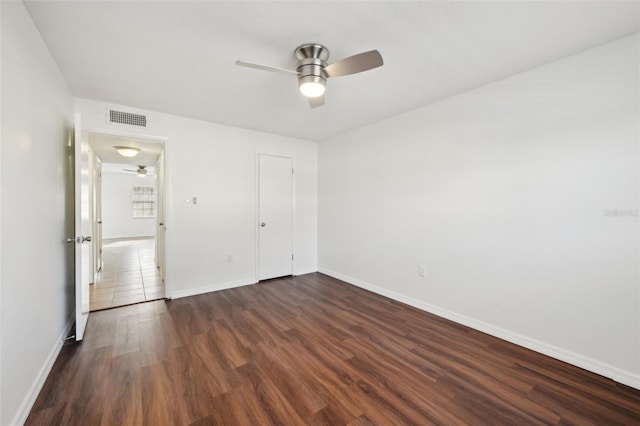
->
[123,165,148,176]
[236,43,383,108]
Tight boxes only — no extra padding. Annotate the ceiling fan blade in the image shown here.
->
[235,60,300,75]
[308,95,325,109]
[123,169,137,172]
[324,50,383,78]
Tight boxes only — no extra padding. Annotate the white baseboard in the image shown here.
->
[318,267,640,390]
[10,315,74,426]
[170,278,256,299]
[169,271,319,300]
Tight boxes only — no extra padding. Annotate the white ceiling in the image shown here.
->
[25,1,639,142]
[89,133,162,166]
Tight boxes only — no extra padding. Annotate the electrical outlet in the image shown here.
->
[226,255,233,263]
[418,264,426,278]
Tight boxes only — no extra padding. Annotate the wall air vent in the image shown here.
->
[108,109,147,128]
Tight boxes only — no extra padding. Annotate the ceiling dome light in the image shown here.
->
[298,75,326,98]
[115,146,140,158]
[299,81,325,98]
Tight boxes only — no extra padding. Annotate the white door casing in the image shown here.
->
[95,162,103,276]
[87,147,95,283]
[155,150,166,283]
[258,154,294,281]
[74,113,91,340]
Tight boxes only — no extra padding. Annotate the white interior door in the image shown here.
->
[74,113,91,340]
[155,151,166,282]
[95,162,103,275]
[87,147,95,282]
[259,154,293,280]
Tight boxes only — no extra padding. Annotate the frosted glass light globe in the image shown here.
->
[299,81,325,98]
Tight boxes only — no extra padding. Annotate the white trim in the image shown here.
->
[170,278,256,300]
[157,150,168,298]
[294,268,318,276]
[291,157,296,275]
[254,152,260,283]
[318,267,640,390]
[10,316,74,426]
[84,128,168,144]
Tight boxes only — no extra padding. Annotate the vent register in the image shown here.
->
[108,109,147,128]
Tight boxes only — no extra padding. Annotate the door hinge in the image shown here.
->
[292,254,294,260]
[292,168,294,175]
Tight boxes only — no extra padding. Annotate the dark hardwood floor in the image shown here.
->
[27,273,640,425]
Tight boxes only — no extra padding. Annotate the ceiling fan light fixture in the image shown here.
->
[298,75,326,98]
[300,82,325,98]
[237,43,383,108]
[114,146,141,158]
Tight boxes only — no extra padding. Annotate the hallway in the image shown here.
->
[89,238,164,311]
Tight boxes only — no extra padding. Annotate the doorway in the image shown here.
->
[91,237,162,310]
[87,133,166,311]
[258,154,294,281]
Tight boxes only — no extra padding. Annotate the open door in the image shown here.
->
[155,151,166,282]
[74,113,91,340]
[94,161,103,280]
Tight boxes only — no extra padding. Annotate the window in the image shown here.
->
[132,186,155,218]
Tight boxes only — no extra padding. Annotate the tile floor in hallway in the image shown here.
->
[89,238,165,311]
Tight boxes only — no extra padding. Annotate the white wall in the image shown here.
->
[101,170,156,239]
[75,98,318,298]
[319,34,640,388]
[0,2,75,424]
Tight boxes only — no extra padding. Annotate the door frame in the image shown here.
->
[74,113,91,340]
[255,152,296,282]
[88,147,101,284]
[93,160,103,281]
[155,150,166,282]
[86,127,169,297]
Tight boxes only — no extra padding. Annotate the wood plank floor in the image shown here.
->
[27,273,640,425]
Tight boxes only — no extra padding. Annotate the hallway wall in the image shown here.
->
[101,170,156,239]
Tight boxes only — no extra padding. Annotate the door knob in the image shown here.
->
[66,238,75,243]
[260,222,266,227]
[82,236,92,243]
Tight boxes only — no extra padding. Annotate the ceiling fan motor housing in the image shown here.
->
[295,44,329,88]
